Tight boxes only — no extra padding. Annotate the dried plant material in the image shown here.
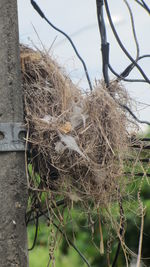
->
[59,122,72,134]
[22,45,150,265]
[21,45,130,208]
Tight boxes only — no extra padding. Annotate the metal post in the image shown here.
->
[0,0,28,266]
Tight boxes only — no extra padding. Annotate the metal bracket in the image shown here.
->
[0,123,26,152]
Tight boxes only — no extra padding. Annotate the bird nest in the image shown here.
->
[21,45,131,208]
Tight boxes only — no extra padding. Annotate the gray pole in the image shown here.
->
[0,0,28,266]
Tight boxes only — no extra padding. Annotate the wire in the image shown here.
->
[125,172,150,177]
[30,1,150,126]
[120,104,150,125]
[109,54,150,82]
[28,212,39,251]
[26,199,66,224]
[30,0,93,91]
[53,222,91,267]
[96,0,109,87]
[141,0,150,13]
[135,0,150,14]
[104,0,150,84]
[96,1,150,125]
[123,0,140,60]
[30,0,150,126]
[112,242,121,267]
[108,64,147,83]
[120,54,150,78]
[39,209,92,267]
[108,54,150,83]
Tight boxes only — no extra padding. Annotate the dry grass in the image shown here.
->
[21,45,131,208]
[20,44,150,267]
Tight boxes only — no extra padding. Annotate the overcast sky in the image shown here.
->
[17,0,150,130]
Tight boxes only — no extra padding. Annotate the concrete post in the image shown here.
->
[0,0,28,266]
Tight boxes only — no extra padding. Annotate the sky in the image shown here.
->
[17,0,150,131]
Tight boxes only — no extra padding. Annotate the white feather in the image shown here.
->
[59,133,87,159]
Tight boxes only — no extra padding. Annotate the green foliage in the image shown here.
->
[28,222,88,267]
[28,175,150,267]
[27,130,150,267]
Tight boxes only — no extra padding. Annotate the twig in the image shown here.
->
[112,194,125,267]
[136,195,145,267]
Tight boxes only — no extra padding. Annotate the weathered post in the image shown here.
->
[0,0,28,266]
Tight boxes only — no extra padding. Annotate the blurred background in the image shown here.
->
[17,1,150,266]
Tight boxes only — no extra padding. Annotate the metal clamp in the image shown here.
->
[0,123,26,152]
